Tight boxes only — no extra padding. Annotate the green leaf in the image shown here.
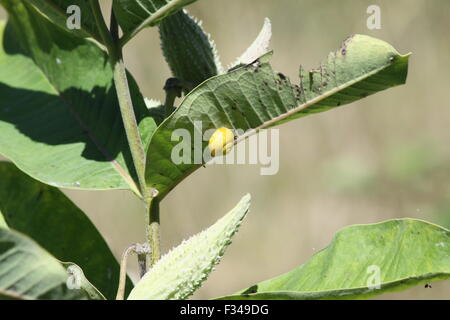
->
[0,228,93,299]
[217,219,450,300]
[159,9,223,88]
[26,0,102,42]
[145,34,410,199]
[0,1,156,194]
[128,194,251,300]
[0,161,132,300]
[113,0,198,46]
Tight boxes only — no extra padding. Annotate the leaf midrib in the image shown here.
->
[22,53,140,194]
[149,54,409,199]
[218,271,450,300]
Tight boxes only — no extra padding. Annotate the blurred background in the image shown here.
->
[1,0,449,299]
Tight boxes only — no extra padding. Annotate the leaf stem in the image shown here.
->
[163,78,194,117]
[112,59,148,196]
[116,244,136,300]
[163,78,181,117]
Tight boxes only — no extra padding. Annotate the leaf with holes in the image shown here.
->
[145,34,410,199]
[0,1,156,195]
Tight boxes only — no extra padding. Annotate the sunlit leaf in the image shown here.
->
[145,35,410,199]
[217,219,450,300]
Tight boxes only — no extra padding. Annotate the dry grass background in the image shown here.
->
[1,0,449,299]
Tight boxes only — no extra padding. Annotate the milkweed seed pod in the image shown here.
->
[127,194,251,300]
[159,10,224,90]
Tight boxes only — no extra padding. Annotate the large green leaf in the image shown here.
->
[0,0,156,194]
[0,228,94,300]
[0,161,131,300]
[113,0,199,46]
[218,219,450,300]
[26,0,101,41]
[145,35,410,199]
[128,194,250,300]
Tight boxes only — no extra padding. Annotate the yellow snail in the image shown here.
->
[208,127,235,157]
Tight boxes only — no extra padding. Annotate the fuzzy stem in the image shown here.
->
[148,199,161,266]
[112,60,148,196]
[90,1,159,277]
[116,244,136,300]
[91,1,147,197]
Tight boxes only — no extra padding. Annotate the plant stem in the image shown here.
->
[137,252,148,277]
[90,1,161,276]
[163,77,193,117]
[91,1,147,196]
[112,59,148,197]
[116,244,136,300]
[110,5,119,44]
[148,199,161,266]
[164,88,177,118]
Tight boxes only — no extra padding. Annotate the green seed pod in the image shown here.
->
[159,10,223,89]
[128,194,251,300]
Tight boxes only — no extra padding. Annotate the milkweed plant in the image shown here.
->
[0,0,448,301]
